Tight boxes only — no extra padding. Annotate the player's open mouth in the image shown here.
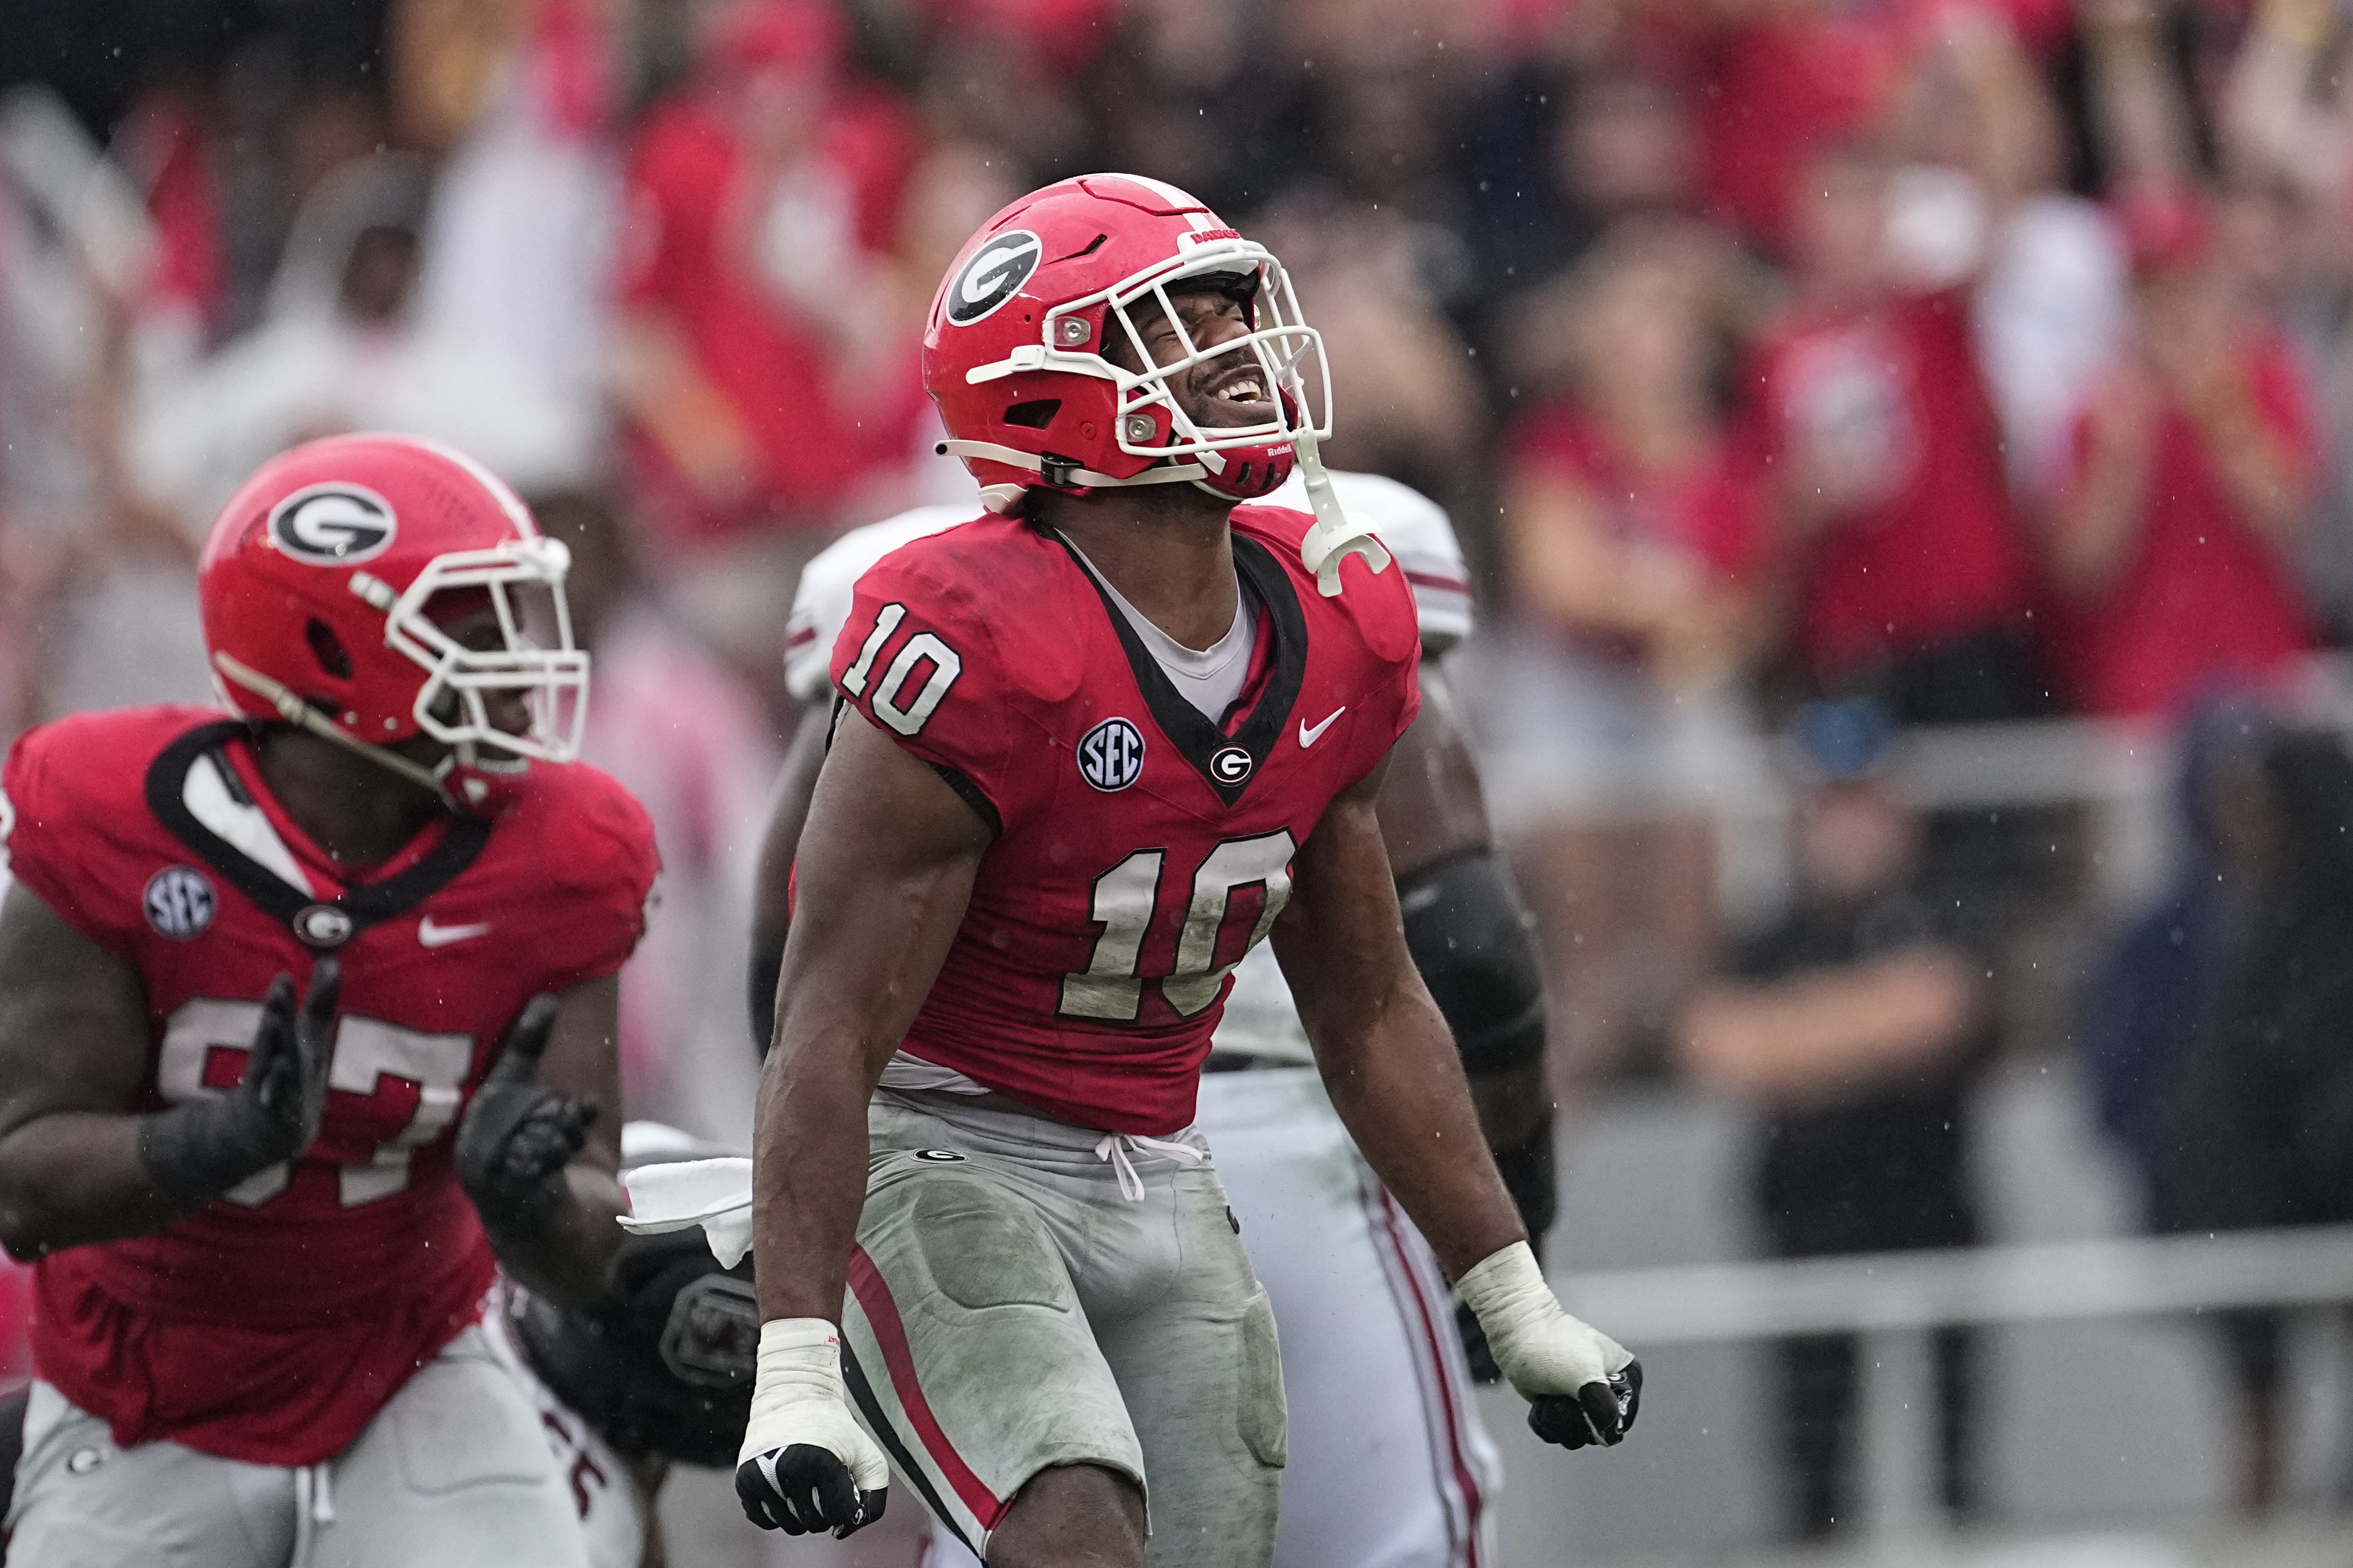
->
[1198,359,1274,423]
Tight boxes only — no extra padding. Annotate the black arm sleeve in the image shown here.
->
[1396,850,1547,1077]
[1396,849,1555,1243]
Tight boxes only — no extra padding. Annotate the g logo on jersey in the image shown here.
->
[1078,718,1146,792]
[945,230,1042,326]
[294,903,354,947]
[144,866,216,940]
[1210,746,1254,785]
[269,484,397,565]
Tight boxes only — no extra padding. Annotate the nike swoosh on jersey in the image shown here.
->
[1299,708,1347,747]
[418,916,492,948]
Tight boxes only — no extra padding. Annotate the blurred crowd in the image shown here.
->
[13,0,2353,1541]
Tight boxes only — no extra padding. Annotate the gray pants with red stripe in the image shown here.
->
[845,1089,1284,1565]
[919,1068,1501,1568]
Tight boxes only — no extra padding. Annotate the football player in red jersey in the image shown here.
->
[0,435,659,1567]
[693,175,1639,1564]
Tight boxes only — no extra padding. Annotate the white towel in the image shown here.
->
[618,1157,757,1268]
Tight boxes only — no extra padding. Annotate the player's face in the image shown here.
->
[427,604,535,747]
[1113,283,1279,431]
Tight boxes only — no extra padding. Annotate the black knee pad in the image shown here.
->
[1396,851,1546,1077]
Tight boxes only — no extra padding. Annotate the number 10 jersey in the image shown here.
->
[828,505,1420,1137]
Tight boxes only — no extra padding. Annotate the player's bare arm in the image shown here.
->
[1276,757,1524,1274]
[731,707,988,1536]
[753,709,990,1323]
[1278,761,1641,1449]
[0,886,333,1257]
[748,712,829,1051]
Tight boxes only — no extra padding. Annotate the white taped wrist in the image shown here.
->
[739,1319,890,1489]
[1456,1241,1630,1397]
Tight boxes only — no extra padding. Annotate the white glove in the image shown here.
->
[1456,1241,1642,1449]
[735,1319,892,1536]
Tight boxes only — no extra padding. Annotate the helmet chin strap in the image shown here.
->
[1290,435,1392,597]
[211,651,456,803]
[937,440,1208,492]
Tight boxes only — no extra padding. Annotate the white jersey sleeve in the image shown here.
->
[1267,469,1472,656]
[782,505,984,702]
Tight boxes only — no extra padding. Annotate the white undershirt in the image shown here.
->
[1060,534,1257,723]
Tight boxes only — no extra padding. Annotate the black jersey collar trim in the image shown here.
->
[144,720,493,951]
[1051,529,1306,808]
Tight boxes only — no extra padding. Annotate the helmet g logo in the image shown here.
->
[947,230,1043,326]
[269,484,397,565]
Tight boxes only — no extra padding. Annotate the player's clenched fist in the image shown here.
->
[1456,1241,1642,1449]
[736,1319,890,1537]
[138,959,340,1208]
[455,995,597,1232]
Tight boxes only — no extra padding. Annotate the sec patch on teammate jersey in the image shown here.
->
[1077,718,1146,792]
[143,865,217,940]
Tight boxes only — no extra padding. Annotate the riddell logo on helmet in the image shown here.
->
[269,484,397,566]
[947,230,1043,326]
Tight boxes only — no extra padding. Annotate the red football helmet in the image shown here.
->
[197,433,589,812]
[924,173,1390,594]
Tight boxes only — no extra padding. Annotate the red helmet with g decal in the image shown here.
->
[923,173,1333,514]
[197,433,589,812]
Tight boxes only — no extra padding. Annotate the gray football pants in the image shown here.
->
[844,1089,1286,1566]
[5,1325,588,1568]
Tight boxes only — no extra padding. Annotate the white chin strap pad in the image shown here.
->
[1291,438,1391,597]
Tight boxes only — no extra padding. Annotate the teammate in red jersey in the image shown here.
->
[685,175,1641,1564]
[0,435,658,1567]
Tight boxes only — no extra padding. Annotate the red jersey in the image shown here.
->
[2,706,657,1466]
[618,91,918,544]
[1507,406,1761,574]
[829,506,1421,1136]
[2048,337,2319,719]
[1742,290,2035,680]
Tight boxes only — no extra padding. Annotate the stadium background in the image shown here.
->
[5,0,2353,1562]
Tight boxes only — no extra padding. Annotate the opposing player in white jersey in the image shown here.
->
[752,468,1558,1568]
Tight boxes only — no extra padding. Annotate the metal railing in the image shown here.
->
[1554,1225,2353,1535]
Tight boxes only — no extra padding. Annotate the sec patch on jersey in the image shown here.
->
[1078,718,1146,792]
[143,866,218,940]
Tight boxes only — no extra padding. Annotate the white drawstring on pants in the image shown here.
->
[291,1462,336,1564]
[1093,1133,1206,1201]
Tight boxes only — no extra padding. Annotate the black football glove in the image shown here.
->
[140,960,340,1207]
[455,995,597,1232]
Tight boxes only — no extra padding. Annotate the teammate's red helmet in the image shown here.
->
[198,434,588,809]
[923,173,1333,514]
